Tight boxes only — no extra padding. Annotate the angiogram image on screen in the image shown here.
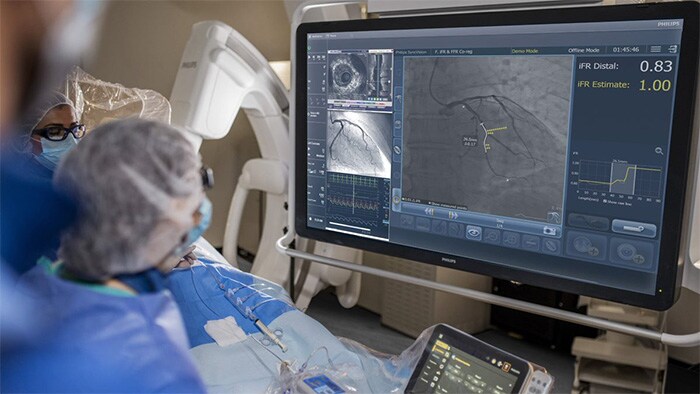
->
[328,51,392,101]
[401,56,573,223]
[327,110,392,178]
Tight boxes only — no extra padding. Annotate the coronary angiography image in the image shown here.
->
[328,52,392,101]
[326,110,392,179]
[402,56,573,224]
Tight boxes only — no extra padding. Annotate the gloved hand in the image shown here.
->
[157,245,197,273]
[178,245,198,268]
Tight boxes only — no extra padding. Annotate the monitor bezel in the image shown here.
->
[295,2,699,310]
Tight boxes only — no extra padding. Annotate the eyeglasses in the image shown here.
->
[33,124,87,141]
[201,166,215,189]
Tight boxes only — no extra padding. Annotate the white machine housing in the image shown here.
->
[170,21,362,308]
[170,21,291,287]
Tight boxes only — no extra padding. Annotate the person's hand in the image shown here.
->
[177,245,198,268]
[157,245,197,272]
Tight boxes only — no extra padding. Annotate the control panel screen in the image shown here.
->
[297,3,699,309]
[406,325,531,394]
[410,337,519,394]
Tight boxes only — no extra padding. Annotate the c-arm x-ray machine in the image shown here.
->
[169,21,362,309]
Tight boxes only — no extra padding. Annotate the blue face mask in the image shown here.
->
[174,197,212,256]
[34,135,78,170]
[189,197,212,244]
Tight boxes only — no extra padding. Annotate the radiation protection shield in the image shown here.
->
[295,2,699,310]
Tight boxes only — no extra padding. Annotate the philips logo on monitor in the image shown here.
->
[441,257,457,264]
[658,21,681,27]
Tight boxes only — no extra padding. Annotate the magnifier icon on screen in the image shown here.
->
[655,147,664,155]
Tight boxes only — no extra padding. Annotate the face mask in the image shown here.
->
[173,197,213,257]
[34,134,78,170]
[188,197,213,245]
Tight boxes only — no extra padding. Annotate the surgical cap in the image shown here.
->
[54,119,203,281]
[23,91,77,133]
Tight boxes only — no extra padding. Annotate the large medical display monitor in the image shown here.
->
[296,2,699,310]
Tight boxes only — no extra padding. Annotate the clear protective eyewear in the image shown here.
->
[33,124,87,141]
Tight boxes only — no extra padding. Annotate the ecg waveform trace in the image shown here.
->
[328,173,379,188]
[326,216,376,228]
[327,196,380,211]
[326,172,389,229]
[577,160,662,198]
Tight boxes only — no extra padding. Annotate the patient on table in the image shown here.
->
[168,241,425,393]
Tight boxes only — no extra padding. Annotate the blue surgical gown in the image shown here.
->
[0,154,73,273]
[3,266,206,393]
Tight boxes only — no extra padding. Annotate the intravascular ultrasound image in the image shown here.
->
[326,110,392,179]
[328,52,392,101]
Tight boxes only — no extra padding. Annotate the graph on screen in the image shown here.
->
[325,172,391,235]
[577,160,662,198]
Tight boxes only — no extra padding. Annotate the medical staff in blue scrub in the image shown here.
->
[21,92,85,178]
[0,1,171,392]
[5,119,208,392]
